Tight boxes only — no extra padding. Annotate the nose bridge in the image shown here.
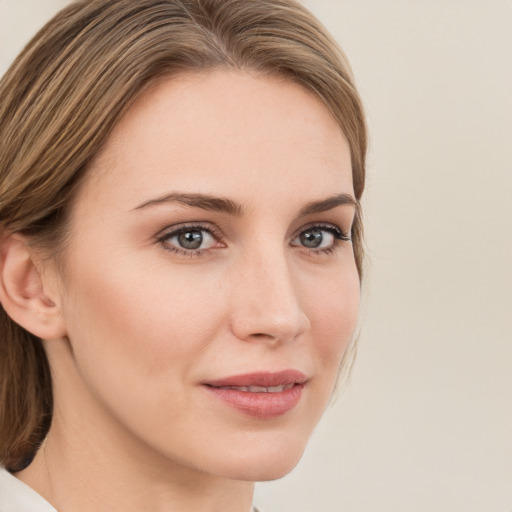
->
[229,243,309,343]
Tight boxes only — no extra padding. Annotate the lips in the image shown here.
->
[203,370,307,419]
[206,369,307,388]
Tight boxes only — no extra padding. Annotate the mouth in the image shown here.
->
[212,383,295,393]
[203,370,307,419]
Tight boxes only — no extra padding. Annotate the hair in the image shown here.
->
[0,0,366,472]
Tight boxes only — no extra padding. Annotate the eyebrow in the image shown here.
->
[298,193,358,216]
[132,192,357,216]
[132,192,244,216]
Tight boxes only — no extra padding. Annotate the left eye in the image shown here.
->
[291,226,347,250]
[162,227,218,251]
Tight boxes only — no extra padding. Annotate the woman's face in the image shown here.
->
[51,71,359,481]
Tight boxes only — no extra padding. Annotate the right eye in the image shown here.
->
[157,225,222,255]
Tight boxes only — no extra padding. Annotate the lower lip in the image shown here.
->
[203,384,304,419]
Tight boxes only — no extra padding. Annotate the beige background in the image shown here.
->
[1,1,511,511]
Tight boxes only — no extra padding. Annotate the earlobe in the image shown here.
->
[0,234,66,339]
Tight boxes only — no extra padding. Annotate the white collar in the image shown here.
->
[0,467,57,512]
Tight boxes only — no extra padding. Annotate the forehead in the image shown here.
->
[79,70,353,212]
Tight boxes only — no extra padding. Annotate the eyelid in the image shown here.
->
[156,222,225,255]
[157,221,217,237]
[291,222,351,242]
[289,222,352,256]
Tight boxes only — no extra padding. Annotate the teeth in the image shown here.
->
[217,383,294,393]
[248,386,268,392]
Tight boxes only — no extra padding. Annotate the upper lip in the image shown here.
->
[205,370,307,388]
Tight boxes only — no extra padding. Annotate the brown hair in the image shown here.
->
[0,0,366,472]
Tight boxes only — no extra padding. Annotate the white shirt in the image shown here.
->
[0,467,262,512]
[0,468,56,511]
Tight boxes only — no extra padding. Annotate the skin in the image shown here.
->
[16,71,360,512]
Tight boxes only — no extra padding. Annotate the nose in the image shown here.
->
[229,250,310,345]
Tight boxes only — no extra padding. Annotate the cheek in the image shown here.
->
[307,267,360,373]
[61,252,225,392]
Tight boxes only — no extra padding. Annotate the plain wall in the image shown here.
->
[1,1,511,511]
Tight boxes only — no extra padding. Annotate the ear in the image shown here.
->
[0,234,66,340]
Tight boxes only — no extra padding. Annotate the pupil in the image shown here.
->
[178,230,203,249]
[300,229,323,248]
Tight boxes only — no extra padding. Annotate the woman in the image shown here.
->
[0,0,366,510]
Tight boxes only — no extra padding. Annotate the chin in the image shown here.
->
[247,457,304,482]
[210,431,309,482]
[221,455,304,483]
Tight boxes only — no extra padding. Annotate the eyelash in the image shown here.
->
[156,223,223,257]
[156,222,351,257]
[295,223,352,255]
